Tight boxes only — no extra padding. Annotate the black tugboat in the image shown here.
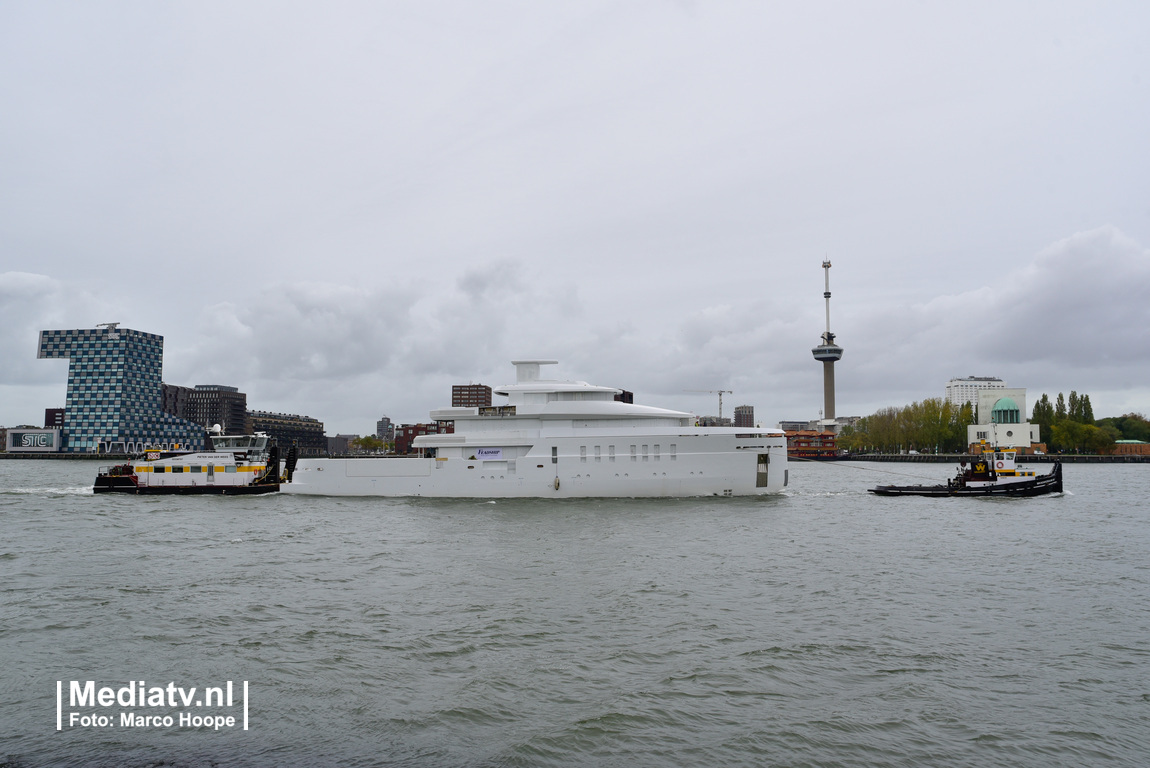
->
[870,448,1063,497]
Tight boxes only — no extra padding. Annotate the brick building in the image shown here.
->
[452,384,492,408]
[1113,440,1150,456]
[246,410,327,456]
[785,430,839,459]
[188,385,248,435]
[394,422,454,455]
[734,405,754,428]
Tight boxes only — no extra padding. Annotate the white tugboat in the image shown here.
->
[93,427,295,495]
[284,360,789,498]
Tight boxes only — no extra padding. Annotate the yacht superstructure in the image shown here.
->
[284,361,788,498]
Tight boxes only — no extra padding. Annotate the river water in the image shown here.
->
[2,459,1148,767]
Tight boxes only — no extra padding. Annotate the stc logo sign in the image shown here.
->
[16,432,55,448]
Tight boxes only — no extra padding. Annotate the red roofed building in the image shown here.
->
[785,430,839,459]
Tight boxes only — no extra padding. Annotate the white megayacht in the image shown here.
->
[283,360,788,497]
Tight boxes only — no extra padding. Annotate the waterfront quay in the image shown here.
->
[0,453,128,460]
[846,453,1149,464]
[6,451,1147,464]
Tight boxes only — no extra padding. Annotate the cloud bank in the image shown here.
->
[7,225,1142,433]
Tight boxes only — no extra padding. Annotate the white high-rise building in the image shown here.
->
[945,376,1005,407]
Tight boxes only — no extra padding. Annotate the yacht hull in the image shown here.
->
[284,434,788,498]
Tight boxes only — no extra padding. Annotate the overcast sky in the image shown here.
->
[2,1,1148,434]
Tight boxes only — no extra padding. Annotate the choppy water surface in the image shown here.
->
[2,459,1148,767]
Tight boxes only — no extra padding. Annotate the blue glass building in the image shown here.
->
[37,324,205,453]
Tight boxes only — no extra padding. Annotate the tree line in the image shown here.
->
[1027,391,1148,453]
[348,435,388,453]
[837,399,974,454]
[838,389,1150,455]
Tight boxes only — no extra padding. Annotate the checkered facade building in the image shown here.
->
[38,326,205,453]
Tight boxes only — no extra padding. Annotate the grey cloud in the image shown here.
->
[171,282,415,388]
[0,272,116,385]
[842,226,1150,414]
[0,273,61,385]
[991,227,1149,366]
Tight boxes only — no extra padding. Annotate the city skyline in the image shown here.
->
[10,325,1125,440]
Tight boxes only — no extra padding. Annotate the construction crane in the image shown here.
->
[685,389,733,420]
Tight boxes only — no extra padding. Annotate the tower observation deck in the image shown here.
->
[811,261,843,423]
